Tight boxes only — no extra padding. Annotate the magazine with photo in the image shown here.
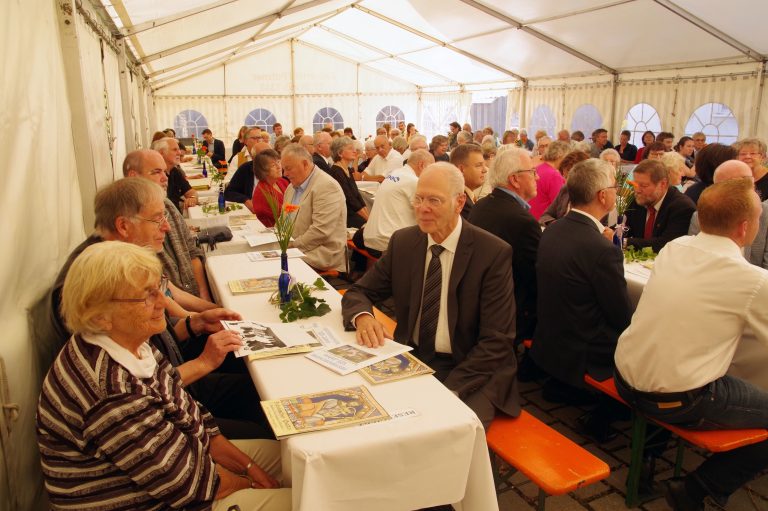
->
[246,247,304,261]
[358,352,435,384]
[221,320,320,358]
[261,385,390,438]
[227,276,278,295]
[306,340,412,375]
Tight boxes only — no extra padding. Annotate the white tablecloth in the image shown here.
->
[206,253,498,511]
[623,262,651,309]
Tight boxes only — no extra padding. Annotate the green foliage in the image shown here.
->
[273,278,331,323]
[201,202,243,215]
[615,168,636,217]
[624,246,656,263]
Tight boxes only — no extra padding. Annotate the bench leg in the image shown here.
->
[489,450,517,494]
[536,488,547,511]
[626,412,648,508]
[674,439,685,477]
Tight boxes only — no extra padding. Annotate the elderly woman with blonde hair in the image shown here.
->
[37,241,290,511]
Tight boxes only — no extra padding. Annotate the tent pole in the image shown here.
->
[57,0,97,230]
[136,80,149,147]
[610,74,618,139]
[752,62,766,137]
[117,40,137,151]
[290,39,297,131]
[521,83,528,130]
[356,64,362,138]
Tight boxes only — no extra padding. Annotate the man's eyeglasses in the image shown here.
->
[412,195,448,208]
[513,168,538,177]
[111,276,169,307]
[134,213,170,230]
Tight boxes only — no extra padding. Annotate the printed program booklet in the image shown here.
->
[227,276,278,295]
[261,385,390,438]
[221,320,320,359]
[306,340,412,375]
[246,248,304,261]
[358,352,435,384]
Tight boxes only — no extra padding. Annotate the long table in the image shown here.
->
[206,253,499,511]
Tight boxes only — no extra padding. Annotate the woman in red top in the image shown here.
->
[634,130,656,163]
[250,149,288,227]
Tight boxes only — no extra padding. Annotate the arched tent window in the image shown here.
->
[624,103,662,146]
[376,106,405,128]
[173,110,209,138]
[529,105,556,138]
[245,108,277,132]
[571,104,603,139]
[313,107,344,132]
[685,102,739,145]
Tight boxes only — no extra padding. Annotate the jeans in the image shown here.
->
[616,373,768,503]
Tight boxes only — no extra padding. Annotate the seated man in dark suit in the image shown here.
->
[312,131,333,173]
[223,141,271,205]
[531,158,632,437]
[201,128,226,167]
[450,143,486,220]
[341,162,519,428]
[469,146,541,343]
[625,159,696,252]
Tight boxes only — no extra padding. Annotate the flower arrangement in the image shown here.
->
[615,168,636,217]
[261,188,300,252]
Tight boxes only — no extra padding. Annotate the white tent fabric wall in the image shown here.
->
[1,0,86,508]
[103,43,127,178]
[564,82,614,137]
[525,86,563,138]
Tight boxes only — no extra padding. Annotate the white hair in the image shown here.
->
[421,162,465,196]
[489,147,529,188]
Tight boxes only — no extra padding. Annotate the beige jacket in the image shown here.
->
[285,166,348,271]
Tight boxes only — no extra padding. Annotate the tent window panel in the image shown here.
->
[624,103,662,146]
[685,103,739,145]
[173,109,209,138]
[529,105,556,138]
[570,105,603,140]
[470,96,508,139]
[313,107,345,132]
[245,108,277,133]
[376,106,405,128]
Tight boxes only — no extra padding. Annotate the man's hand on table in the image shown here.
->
[190,308,242,335]
[354,314,391,348]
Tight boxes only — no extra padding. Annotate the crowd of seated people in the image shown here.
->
[34,115,768,511]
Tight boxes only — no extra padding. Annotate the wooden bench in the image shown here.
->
[585,375,768,506]
[487,411,610,510]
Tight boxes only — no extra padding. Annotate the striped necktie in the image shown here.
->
[418,245,445,361]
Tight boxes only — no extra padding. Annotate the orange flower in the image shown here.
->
[284,204,300,214]
[626,180,637,187]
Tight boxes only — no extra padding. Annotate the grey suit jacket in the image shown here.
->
[285,166,347,271]
[341,221,519,416]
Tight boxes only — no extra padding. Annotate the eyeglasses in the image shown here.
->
[134,212,170,230]
[412,195,449,208]
[111,276,169,307]
[739,152,763,158]
[513,168,538,177]
[601,185,621,191]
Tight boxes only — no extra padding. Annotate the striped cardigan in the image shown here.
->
[37,335,220,510]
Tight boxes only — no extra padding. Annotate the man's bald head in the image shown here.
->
[713,160,754,183]
[251,141,271,157]
[123,149,169,190]
[298,135,315,154]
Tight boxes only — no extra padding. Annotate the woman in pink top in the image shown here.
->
[528,140,571,219]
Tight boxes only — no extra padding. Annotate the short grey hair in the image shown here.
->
[457,130,473,144]
[313,131,332,145]
[409,135,428,151]
[407,149,434,168]
[364,139,376,150]
[660,151,686,181]
[392,136,408,153]
[567,158,614,207]
[489,147,529,188]
[352,139,364,153]
[150,137,176,154]
[122,149,147,176]
[281,143,313,164]
[543,140,571,162]
[421,162,465,196]
[94,178,165,235]
[330,136,354,162]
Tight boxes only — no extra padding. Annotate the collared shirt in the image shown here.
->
[364,165,419,251]
[291,166,317,205]
[413,217,463,354]
[615,233,768,392]
[496,187,531,210]
[570,208,605,233]
[82,333,157,378]
[367,148,405,177]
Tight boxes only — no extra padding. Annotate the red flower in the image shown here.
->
[284,204,300,214]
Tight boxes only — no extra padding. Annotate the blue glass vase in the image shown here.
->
[278,251,292,304]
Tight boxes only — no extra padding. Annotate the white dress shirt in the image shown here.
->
[367,149,405,177]
[412,217,463,354]
[615,233,768,392]
[363,165,418,252]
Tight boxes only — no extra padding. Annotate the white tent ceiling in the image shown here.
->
[100,0,767,91]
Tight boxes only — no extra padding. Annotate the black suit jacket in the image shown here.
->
[208,139,226,167]
[341,222,519,416]
[313,153,332,173]
[223,161,254,203]
[469,188,541,341]
[624,186,696,252]
[531,211,631,387]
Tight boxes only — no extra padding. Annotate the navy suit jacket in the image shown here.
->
[624,186,696,253]
[223,160,254,203]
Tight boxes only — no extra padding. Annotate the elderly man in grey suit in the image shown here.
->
[341,162,519,428]
[281,144,347,272]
